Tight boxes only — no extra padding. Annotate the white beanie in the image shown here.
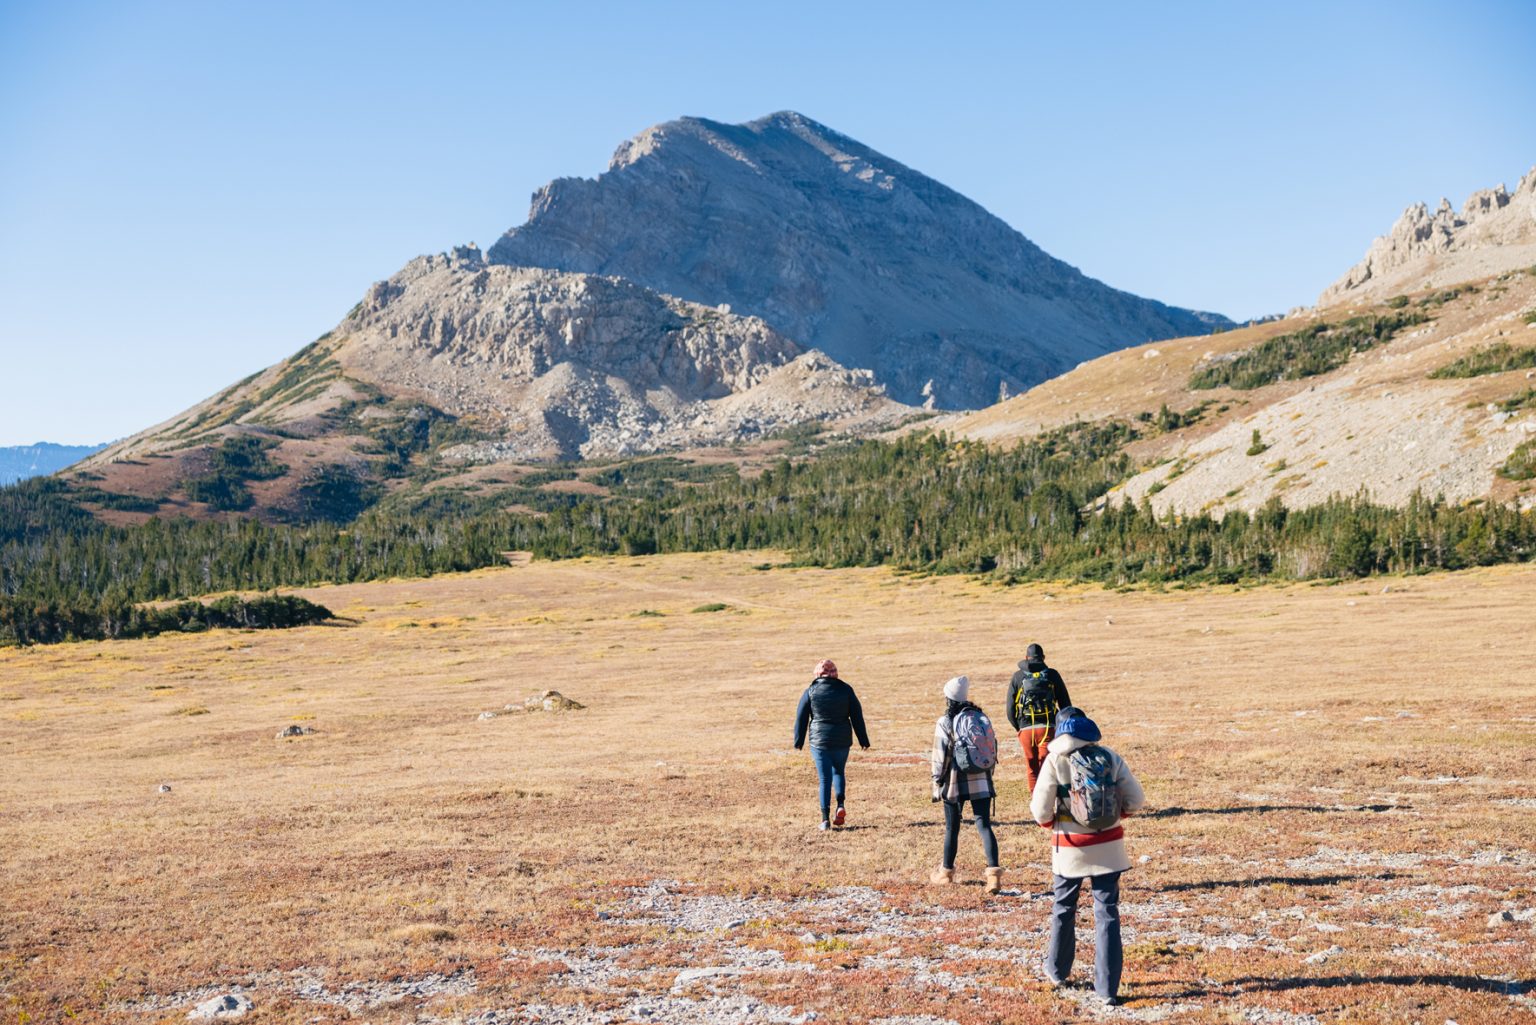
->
[943,675,969,702]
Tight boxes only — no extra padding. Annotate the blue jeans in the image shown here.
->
[1048,871,1123,999]
[810,745,849,817]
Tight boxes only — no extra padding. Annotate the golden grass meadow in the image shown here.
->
[2,551,1534,1024]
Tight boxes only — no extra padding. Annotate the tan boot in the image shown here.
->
[984,866,1005,895]
[928,866,955,885]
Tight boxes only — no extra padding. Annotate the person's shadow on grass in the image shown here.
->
[1143,973,1534,1001]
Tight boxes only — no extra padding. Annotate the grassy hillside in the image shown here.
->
[951,270,1536,515]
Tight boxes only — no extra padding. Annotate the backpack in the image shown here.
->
[1066,744,1122,831]
[950,706,998,773]
[1014,670,1056,726]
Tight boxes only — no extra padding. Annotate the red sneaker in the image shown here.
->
[833,806,846,827]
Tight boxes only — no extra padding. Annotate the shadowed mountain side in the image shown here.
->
[490,111,1230,408]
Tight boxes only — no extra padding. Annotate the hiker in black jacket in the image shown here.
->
[1006,642,1072,793]
[793,658,871,831]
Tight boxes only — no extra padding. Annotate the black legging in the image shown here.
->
[942,798,999,869]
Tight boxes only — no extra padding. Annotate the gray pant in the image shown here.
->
[1047,871,1123,999]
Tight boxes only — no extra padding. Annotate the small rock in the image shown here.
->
[188,993,253,1020]
[1488,910,1515,928]
[477,711,498,721]
[524,689,586,712]
[274,724,313,740]
[1303,944,1342,965]
[1381,585,1391,594]
[673,966,745,988]
[799,931,818,944]
[1138,854,1151,864]
[156,783,172,794]
[596,910,611,921]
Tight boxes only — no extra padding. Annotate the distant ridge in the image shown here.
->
[0,442,104,485]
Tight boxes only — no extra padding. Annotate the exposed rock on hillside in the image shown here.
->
[335,250,911,461]
[489,111,1230,408]
[333,248,912,460]
[1320,168,1536,307]
[951,268,1536,514]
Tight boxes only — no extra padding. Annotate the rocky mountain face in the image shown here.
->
[1319,168,1536,307]
[0,443,104,486]
[335,247,911,460]
[489,111,1229,409]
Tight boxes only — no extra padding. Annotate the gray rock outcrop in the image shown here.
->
[334,253,914,461]
[517,689,585,712]
[187,993,252,1020]
[489,111,1229,408]
[1320,167,1536,306]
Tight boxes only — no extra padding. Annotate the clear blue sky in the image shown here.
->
[3,0,1534,446]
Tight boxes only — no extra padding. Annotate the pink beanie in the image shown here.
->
[814,658,839,679]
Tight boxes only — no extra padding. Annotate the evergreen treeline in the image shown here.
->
[1429,341,1536,379]
[0,592,332,646]
[1190,312,1426,391]
[2,424,1534,644]
[183,436,288,511]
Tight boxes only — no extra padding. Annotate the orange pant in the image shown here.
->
[1019,726,1052,795]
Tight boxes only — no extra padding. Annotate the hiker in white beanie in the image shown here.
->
[943,675,970,702]
[929,675,1004,893]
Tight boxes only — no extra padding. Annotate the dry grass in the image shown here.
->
[2,551,1534,1023]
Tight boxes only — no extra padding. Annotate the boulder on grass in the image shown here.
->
[188,992,252,1020]
[523,689,585,712]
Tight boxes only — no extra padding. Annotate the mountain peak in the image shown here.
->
[606,110,870,177]
[493,111,1228,408]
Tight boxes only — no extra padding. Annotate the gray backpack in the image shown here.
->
[1066,745,1122,830]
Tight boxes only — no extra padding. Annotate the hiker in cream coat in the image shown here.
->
[1030,707,1145,1006]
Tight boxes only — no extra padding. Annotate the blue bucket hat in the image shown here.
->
[1056,708,1101,743]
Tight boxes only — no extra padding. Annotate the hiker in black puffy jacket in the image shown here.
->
[793,658,870,831]
[1006,642,1072,794]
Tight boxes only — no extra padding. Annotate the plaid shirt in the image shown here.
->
[931,714,996,802]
